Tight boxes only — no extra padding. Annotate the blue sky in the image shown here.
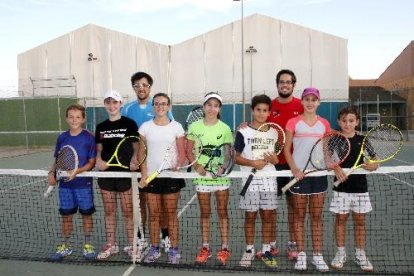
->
[0,0,413,96]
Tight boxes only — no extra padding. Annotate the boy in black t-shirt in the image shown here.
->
[330,106,378,272]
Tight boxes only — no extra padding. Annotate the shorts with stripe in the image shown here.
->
[329,191,373,214]
[239,189,278,212]
[288,176,328,195]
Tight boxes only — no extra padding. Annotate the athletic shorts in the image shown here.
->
[59,186,95,216]
[288,176,328,195]
[275,164,293,197]
[196,183,230,193]
[141,178,185,194]
[239,190,278,212]
[98,177,131,192]
[329,191,373,214]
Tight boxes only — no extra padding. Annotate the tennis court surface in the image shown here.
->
[1,143,413,275]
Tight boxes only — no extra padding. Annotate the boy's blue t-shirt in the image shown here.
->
[54,129,96,188]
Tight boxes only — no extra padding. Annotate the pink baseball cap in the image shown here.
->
[301,87,320,99]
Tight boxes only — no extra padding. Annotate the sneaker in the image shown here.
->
[312,254,329,272]
[160,236,171,253]
[256,246,280,259]
[270,245,280,256]
[355,254,374,272]
[195,247,211,264]
[216,248,231,266]
[123,245,133,257]
[287,242,298,261]
[239,249,255,267]
[50,244,73,261]
[136,238,149,262]
[294,251,307,271]
[260,251,278,268]
[168,248,181,264]
[331,251,347,269]
[83,244,96,261]
[97,243,119,260]
[144,246,161,263]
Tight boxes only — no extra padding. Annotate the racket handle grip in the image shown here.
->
[43,185,54,198]
[240,174,254,197]
[333,168,356,187]
[146,171,159,185]
[281,177,299,194]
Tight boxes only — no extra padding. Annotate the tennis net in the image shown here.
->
[0,167,413,274]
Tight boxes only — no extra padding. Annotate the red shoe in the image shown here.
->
[195,247,211,264]
[216,248,231,265]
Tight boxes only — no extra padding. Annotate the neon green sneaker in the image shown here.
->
[260,251,278,268]
[51,244,73,261]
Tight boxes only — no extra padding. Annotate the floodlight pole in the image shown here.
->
[233,0,245,122]
[246,46,257,101]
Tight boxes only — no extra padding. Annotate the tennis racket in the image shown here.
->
[240,122,285,196]
[44,145,79,198]
[184,106,204,131]
[203,142,235,178]
[106,136,146,169]
[333,123,403,187]
[145,133,203,184]
[281,131,351,194]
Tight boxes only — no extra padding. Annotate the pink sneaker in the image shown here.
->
[287,242,298,261]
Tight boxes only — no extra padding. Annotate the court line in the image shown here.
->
[121,191,198,276]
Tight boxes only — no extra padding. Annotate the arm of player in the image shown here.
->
[47,161,57,186]
[138,135,149,187]
[129,140,140,171]
[175,136,186,169]
[66,157,96,181]
[186,137,206,176]
[235,151,267,170]
[95,143,108,171]
[283,130,303,181]
[333,165,347,184]
[263,151,279,165]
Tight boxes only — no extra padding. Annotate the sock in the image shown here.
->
[161,228,169,239]
[246,244,254,252]
[270,241,277,248]
[262,244,271,253]
[202,243,209,249]
[222,244,229,250]
[337,247,346,254]
[355,248,365,257]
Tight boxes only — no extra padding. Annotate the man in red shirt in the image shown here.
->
[267,69,303,261]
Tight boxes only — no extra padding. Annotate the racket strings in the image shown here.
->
[57,148,76,171]
[311,133,350,170]
[365,128,403,161]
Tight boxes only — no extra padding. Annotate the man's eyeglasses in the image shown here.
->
[133,83,151,89]
[278,80,293,85]
[153,102,169,107]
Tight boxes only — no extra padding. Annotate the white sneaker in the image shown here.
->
[331,250,347,269]
[239,249,255,267]
[135,239,149,262]
[294,251,307,270]
[123,245,133,257]
[97,243,119,260]
[355,254,373,272]
[160,236,171,253]
[312,253,329,272]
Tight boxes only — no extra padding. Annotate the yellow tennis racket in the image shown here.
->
[334,123,403,187]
